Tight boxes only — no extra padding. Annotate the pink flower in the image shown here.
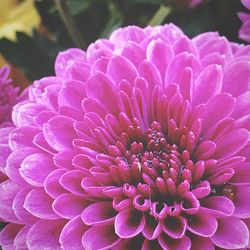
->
[239,0,250,42]
[1,24,250,250]
[0,66,19,127]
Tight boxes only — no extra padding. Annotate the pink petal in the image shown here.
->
[142,213,162,240]
[198,37,232,60]
[158,234,191,250]
[82,223,120,250]
[162,215,187,239]
[211,217,249,249]
[20,153,55,187]
[201,196,234,218]
[121,41,145,67]
[12,187,37,224]
[12,103,46,127]
[27,219,67,250]
[232,91,250,119]
[187,209,218,237]
[86,72,120,115]
[53,193,87,219]
[5,147,39,185]
[146,38,173,79]
[9,126,40,150]
[59,170,86,196]
[223,61,250,97]
[190,234,215,250]
[214,128,249,159]
[60,216,89,249]
[232,184,250,218]
[138,60,162,91]
[14,226,30,250]
[230,163,250,183]
[114,209,145,238]
[107,55,138,84]
[58,80,86,110]
[193,64,222,106]
[81,201,116,226]
[0,180,20,223]
[44,169,67,198]
[43,115,76,151]
[0,223,23,248]
[202,93,235,132]
[55,48,86,78]
[24,188,59,219]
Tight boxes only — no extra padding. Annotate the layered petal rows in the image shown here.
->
[1,24,250,249]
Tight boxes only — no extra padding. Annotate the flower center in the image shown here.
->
[108,119,208,219]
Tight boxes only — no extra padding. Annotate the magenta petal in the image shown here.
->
[12,187,37,224]
[107,55,138,84]
[193,64,222,106]
[142,239,162,250]
[142,213,162,240]
[0,223,23,248]
[190,234,215,250]
[223,61,250,97]
[58,80,86,110]
[55,48,86,77]
[53,193,88,219]
[9,126,40,150]
[44,169,67,198]
[27,219,66,250]
[60,215,89,249]
[81,201,116,226]
[201,196,234,218]
[232,184,250,218]
[0,180,20,223]
[162,215,187,239]
[232,91,250,119]
[202,93,235,132]
[139,60,162,92]
[86,72,120,115]
[59,170,86,196]
[158,234,191,250]
[5,147,39,185]
[24,188,59,219]
[20,153,55,187]
[214,128,249,159]
[121,41,145,67]
[230,163,250,183]
[82,223,120,250]
[146,38,173,79]
[115,209,145,238]
[14,226,30,250]
[43,115,76,151]
[187,209,218,237]
[211,217,249,249]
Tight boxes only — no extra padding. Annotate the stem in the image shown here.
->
[54,0,86,48]
[148,4,172,26]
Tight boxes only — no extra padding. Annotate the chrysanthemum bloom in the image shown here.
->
[239,0,250,42]
[1,24,250,250]
[0,66,20,127]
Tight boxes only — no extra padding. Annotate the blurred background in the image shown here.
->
[0,0,245,89]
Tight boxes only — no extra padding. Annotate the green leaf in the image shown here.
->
[0,31,66,80]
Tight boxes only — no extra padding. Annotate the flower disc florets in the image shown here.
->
[1,24,250,250]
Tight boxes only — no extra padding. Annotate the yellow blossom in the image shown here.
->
[0,0,41,41]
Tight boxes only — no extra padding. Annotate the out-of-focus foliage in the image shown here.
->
[0,0,244,81]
